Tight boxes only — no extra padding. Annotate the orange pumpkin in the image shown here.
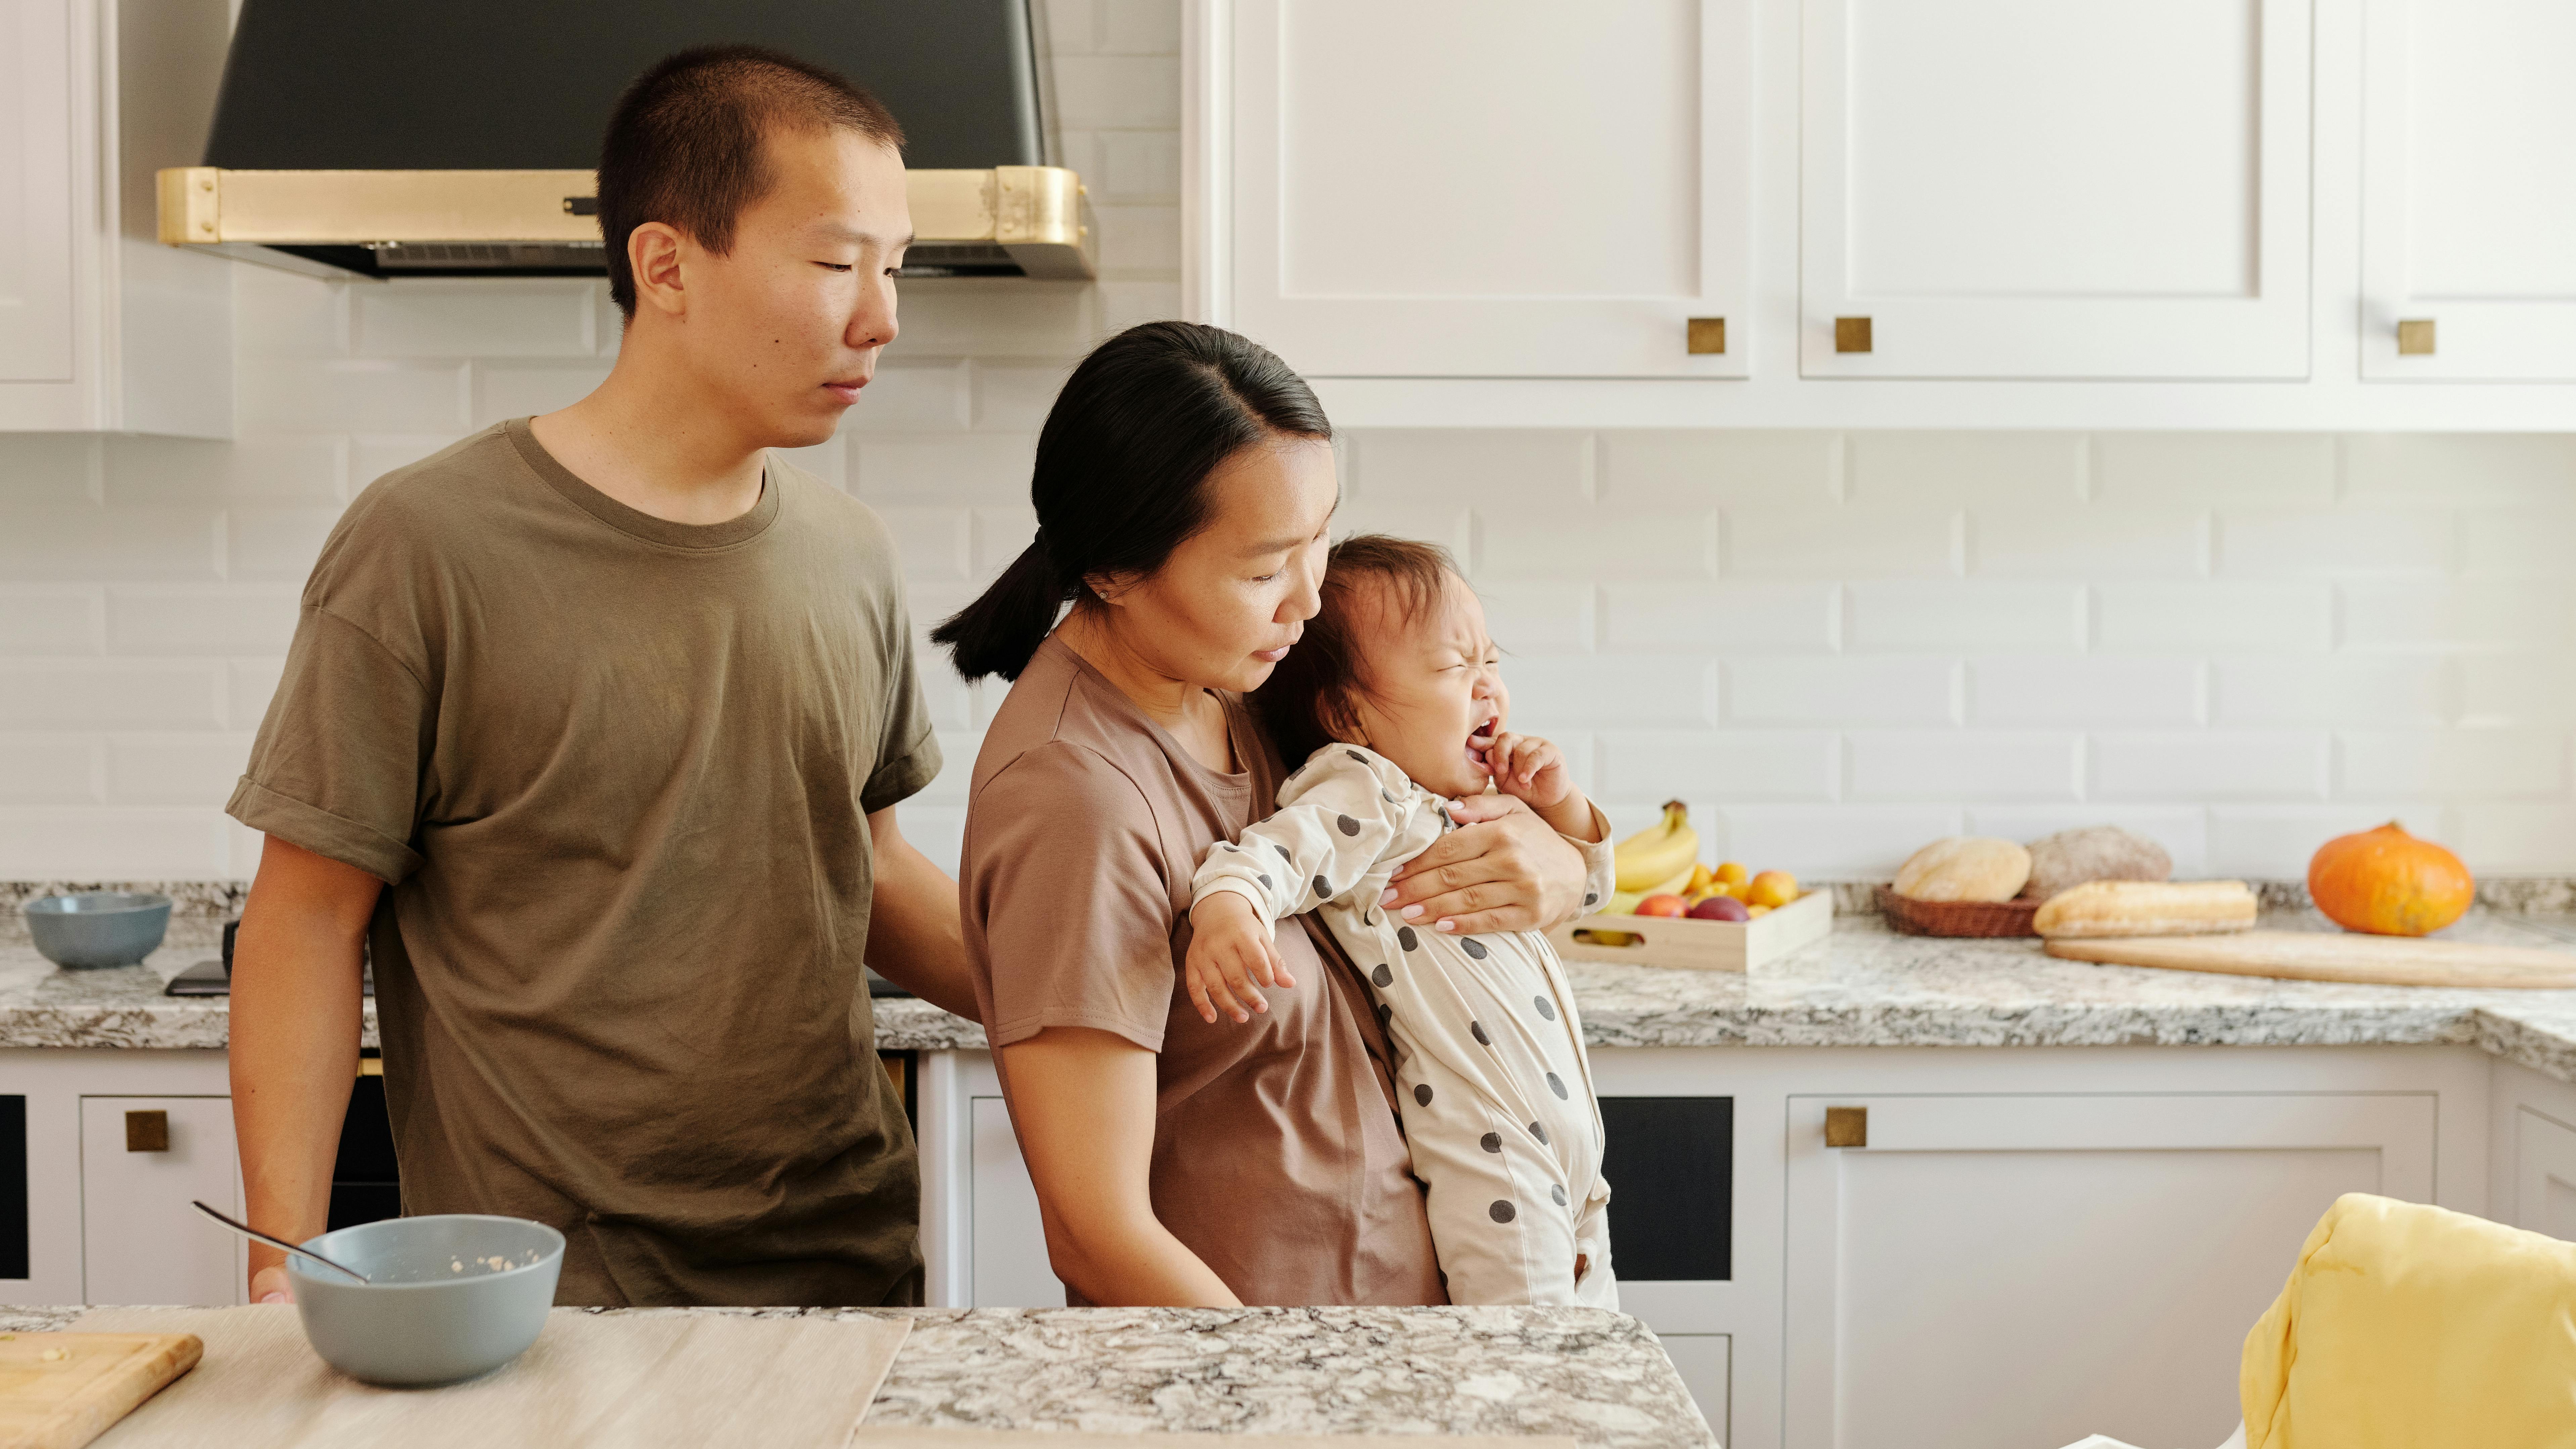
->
[2307,821,2474,937]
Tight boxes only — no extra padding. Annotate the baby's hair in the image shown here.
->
[1253,533,1459,766]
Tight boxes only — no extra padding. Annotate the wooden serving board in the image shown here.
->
[1550,886,1833,971]
[0,1333,201,1449]
[2046,930,2576,990]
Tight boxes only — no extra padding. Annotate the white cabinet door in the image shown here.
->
[2360,0,2576,380]
[1801,0,2312,379]
[968,1095,1066,1308]
[79,1096,246,1307]
[1782,1092,2434,1449]
[1221,0,1752,378]
[2510,1106,2576,1242]
[0,0,76,382]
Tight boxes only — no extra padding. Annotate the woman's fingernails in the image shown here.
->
[1434,919,1457,932]
[1400,904,1423,920]
[259,1292,287,1304]
[1379,888,1398,905]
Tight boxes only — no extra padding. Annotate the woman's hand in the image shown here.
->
[1184,893,1296,1024]
[1380,794,1589,936]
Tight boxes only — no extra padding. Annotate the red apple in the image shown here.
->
[1635,894,1690,918]
[1690,895,1751,922]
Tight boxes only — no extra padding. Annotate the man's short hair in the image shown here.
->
[598,45,905,318]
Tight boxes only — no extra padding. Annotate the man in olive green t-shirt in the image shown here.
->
[225,48,976,1307]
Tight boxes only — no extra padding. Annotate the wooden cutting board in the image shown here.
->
[2047,930,2576,989]
[0,1333,201,1449]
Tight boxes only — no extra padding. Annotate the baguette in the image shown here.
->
[2033,879,2257,939]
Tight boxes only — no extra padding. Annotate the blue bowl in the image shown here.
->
[289,1215,566,1386]
[25,892,171,969]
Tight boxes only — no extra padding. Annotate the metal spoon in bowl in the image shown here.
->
[192,1199,371,1283]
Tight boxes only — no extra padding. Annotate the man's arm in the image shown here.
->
[999,1027,1241,1306]
[863,806,981,1022]
[231,834,381,1302]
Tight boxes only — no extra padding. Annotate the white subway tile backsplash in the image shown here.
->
[1597,729,1838,804]
[1847,731,2082,801]
[1049,56,1182,128]
[105,435,346,506]
[2340,580,2570,651]
[1712,805,1968,878]
[968,363,1074,432]
[0,809,234,878]
[2093,433,2336,506]
[970,507,1040,581]
[1480,583,1596,655]
[473,362,613,427]
[2452,803,2576,874]
[874,507,974,583]
[1093,130,1183,201]
[1480,508,1714,581]
[0,663,224,730]
[2217,510,2452,578]
[1098,0,1182,53]
[894,286,1098,357]
[2344,434,2576,503]
[0,736,101,805]
[106,587,300,655]
[1505,657,1713,730]
[1847,582,2083,652]
[356,283,596,359]
[1968,657,2201,726]
[1727,507,1959,578]
[2337,730,2568,799]
[1970,507,2207,577]
[233,267,350,360]
[1728,657,1958,726]
[2093,581,2332,652]
[1093,205,1183,274]
[2459,506,2576,578]
[106,735,256,806]
[1095,280,1184,335]
[2210,658,2454,726]
[1596,431,1838,509]
[839,363,973,433]
[2092,732,2331,801]
[1336,500,1473,561]
[1601,583,1836,654]
[0,435,101,504]
[0,588,105,655]
[2460,654,2576,726]
[854,435,1038,505]
[1351,431,1589,507]
[1846,432,2084,507]
[226,508,343,582]
[352,434,467,487]
[0,507,222,582]
[240,359,468,433]
[227,660,285,731]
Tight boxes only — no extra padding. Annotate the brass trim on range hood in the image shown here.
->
[157,165,1094,281]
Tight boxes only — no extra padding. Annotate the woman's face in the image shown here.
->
[1092,437,1338,695]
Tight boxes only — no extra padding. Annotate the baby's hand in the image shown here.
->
[1480,730,1572,810]
[1184,891,1297,1025]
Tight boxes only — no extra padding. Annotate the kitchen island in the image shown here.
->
[11,904,2576,1449]
[0,1303,1715,1448]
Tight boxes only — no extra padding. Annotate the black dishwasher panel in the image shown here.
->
[1598,1096,1731,1281]
[0,1096,24,1279]
[328,1069,402,1230]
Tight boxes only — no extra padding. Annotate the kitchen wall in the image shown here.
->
[3,0,2572,885]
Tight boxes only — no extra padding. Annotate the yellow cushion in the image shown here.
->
[2242,1192,2576,1449]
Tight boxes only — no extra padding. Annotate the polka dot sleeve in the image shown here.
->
[1190,744,1440,930]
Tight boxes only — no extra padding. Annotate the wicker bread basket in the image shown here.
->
[1875,885,2042,938]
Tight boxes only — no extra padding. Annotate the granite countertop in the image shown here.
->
[12,910,2576,1085]
[0,1304,1714,1449]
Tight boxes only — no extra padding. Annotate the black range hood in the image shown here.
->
[159,0,1091,280]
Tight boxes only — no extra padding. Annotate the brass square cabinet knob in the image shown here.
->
[2397,318,2436,355]
[1834,317,1873,354]
[126,1109,170,1152]
[1686,317,1727,355]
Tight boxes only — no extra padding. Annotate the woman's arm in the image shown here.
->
[999,1027,1242,1307]
[1380,794,1594,937]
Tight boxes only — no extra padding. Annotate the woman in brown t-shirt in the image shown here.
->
[932,322,1595,1306]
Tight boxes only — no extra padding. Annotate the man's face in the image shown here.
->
[677,125,909,449]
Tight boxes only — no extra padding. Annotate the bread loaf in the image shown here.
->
[2033,880,2258,939]
[2024,825,2172,902]
[1893,837,2032,903]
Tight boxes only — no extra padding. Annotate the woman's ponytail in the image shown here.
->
[928,535,1068,684]
[930,320,1331,683]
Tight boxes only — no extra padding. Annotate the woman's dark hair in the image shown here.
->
[932,321,1333,682]
[1251,534,1459,767]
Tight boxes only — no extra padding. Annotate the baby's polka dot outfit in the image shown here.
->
[1194,745,1620,1308]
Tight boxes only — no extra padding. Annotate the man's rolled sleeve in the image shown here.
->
[226,605,432,885]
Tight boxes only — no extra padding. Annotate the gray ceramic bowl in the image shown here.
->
[289,1215,565,1386]
[25,891,171,969]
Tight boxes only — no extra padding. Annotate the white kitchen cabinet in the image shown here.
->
[0,0,232,435]
[2360,0,2576,381]
[1780,1091,2434,1449]
[2509,1106,2576,1242]
[967,1094,1066,1307]
[1800,0,2312,380]
[79,1094,243,1306]
[1210,0,1753,379]
[914,1050,1067,1308]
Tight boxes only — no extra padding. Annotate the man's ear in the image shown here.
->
[629,222,689,318]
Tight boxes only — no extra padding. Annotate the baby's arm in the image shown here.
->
[1187,748,1418,1024]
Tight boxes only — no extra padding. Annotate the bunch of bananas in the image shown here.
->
[1606,801,1700,913]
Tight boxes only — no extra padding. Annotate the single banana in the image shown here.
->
[1613,800,1701,892]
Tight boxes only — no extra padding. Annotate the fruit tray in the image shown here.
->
[1548,887,1834,972]
[1875,886,2042,938]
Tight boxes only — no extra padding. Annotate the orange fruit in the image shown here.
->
[1714,861,1749,887]
[1746,870,1799,909]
